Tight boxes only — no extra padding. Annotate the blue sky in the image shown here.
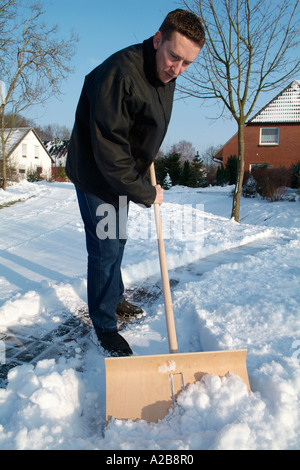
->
[25,0,298,156]
[24,0,237,155]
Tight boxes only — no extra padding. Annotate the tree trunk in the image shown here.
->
[2,151,6,190]
[1,115,6,190]
[231,121,245,222]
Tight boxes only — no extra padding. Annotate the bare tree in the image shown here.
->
[0,0,78,189]
[201,144,222,167]
[36,123,71,141]
[179,0,300,221]
[170,140,197,162]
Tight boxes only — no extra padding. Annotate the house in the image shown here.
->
[1,127,53,180]
[214,80,300,172]
[44,139,69,181]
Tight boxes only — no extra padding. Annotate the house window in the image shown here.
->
[34,146,39,159]
[260,128,280,145]
[22,144,27,158]
[249,163,269,172]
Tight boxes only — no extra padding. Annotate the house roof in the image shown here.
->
[1,127,53,161]
[249,80,300,124]
[44,139,69,166]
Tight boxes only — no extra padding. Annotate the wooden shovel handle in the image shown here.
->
[150,163,178,354]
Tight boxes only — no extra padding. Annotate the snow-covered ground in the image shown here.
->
[0,180,299,450]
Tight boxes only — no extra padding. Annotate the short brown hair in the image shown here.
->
[159,9,205,48]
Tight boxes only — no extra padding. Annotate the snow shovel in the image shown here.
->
[105,164,250,424]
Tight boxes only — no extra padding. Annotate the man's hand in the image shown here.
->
[154,184,164,205]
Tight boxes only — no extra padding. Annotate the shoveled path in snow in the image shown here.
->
[0,235,283,387]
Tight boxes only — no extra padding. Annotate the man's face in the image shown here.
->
[153,31,201,84]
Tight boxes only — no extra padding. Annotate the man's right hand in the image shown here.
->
[154,184,164,205]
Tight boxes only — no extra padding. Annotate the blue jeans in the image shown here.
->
[75,187,128,334]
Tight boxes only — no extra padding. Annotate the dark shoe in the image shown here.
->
[97,330,133,357]
[116,299,145,320]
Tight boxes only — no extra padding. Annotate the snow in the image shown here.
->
[0,180,299,450]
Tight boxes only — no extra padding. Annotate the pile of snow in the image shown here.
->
[0,180,49,206]
[0,181,299,450]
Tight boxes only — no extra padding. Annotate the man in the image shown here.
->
[66,9,205,357]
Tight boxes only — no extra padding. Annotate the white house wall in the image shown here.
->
[9,130,52,180]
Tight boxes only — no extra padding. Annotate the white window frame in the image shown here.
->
[34,145,39,159]
[249,163,269,172]
[260,127,280,145]
[22,143,27,158]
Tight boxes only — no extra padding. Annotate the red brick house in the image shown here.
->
[214,80,300,171]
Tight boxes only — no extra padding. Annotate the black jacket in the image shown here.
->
[66,37,176,208]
